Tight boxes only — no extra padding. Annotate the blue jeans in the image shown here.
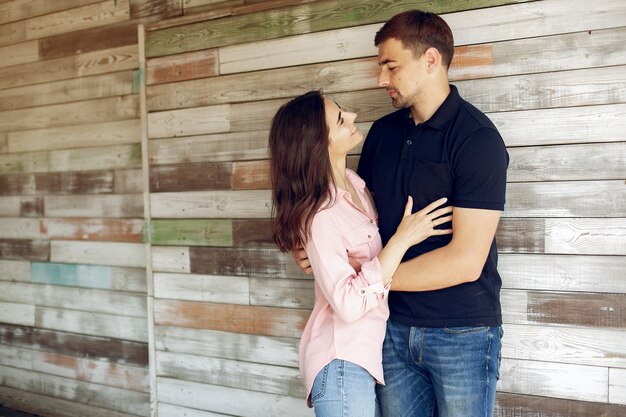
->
[311,359,376,417]
[376,320,502,417]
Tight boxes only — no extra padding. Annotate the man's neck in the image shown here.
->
[410,83,451,124]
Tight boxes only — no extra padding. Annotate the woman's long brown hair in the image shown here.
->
[268,91,334,252]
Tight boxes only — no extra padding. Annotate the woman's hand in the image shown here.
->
[393,196,453,249]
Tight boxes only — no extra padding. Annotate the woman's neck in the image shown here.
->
[331,157,348,189]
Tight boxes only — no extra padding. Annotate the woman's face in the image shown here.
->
[323,97,363,160]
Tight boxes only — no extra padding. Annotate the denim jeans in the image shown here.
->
[311,359,376,417]
[376,320,502,417]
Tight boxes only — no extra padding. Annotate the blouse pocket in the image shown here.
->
[343,221,379,259]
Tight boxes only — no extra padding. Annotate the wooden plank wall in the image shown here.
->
[0,1,192,416]
[143,0,626,416]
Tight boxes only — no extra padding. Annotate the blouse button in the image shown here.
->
[370,219,373,223]
[367,235,372,239]
[360,289,366,295]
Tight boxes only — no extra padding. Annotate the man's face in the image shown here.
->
[377,38,425,109]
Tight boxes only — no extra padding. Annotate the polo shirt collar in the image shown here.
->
[406,84,462,131]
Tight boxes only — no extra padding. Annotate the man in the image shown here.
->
[296,9,508,417]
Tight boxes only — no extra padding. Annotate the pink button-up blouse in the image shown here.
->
[300,169,390,405]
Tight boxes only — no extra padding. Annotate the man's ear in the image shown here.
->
[423,47,443,72]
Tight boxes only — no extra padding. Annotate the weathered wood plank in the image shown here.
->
[0,323,148,365]
[501,289,625,329]
[0,365,149,415]
[156,351,303,397]
[495,392,626,417]
[43,218,143,242]
[499,358,607,402]
[114,168,143,193]
[0,173,35,195]
[0,95,139,132]
[148,104,230,138]
[0,239,48,260]
[149,219,232,246]
[33,170,114,195]
[0,0,103,24]
[150,190,270,218]
[44,194,143,218]
[151,246,190,273]
[0,45,137,90]
[232,219,273,247]
[495,219,545,254]
[0,218,42,239]
[218,0,626,73]
[0,0,130,47]
[145,0,522,57]
[0,132,6,152]
[157,377,312,417]
[232,159,269,190]
[545,218,626,255]
[0,70,135,112]
[33,350,149,392]
[0,301,35,326]
[50,241,146,267]
[31,262,146,292]
[155,325,299,368]
[0,259,30,282]
[7,119,141,153]
[249,277,313,309]
[35,307,148,342]
[503,180,625,218]
[0,282,147,318]
[148,130,268,165]
[158,403,230,417]
[146,48,218,85]
[0,196,44,217]
[499,254,626,294]
[154,300,308,338]
[154,272,248,304]
[507,143,625,182]
[189,246,306,278]
[0,385,143,417]
[130,0,182,19]
[610,368,626,405]
[0,40,38,69]
[502,323,626,368]
[149,162,232,192]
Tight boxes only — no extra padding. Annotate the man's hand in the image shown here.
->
[292,247,312,274]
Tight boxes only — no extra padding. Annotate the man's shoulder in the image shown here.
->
[455,98,499,134]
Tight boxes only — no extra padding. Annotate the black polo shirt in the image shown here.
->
[357,85,508,327]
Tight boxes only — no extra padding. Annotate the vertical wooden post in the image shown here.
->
[137,23,158,417]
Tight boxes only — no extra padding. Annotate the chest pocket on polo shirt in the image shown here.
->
[408,159,454,209]
[343,220,379,261]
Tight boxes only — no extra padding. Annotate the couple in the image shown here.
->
[268,10,509,417]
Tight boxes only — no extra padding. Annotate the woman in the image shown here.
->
[268,91,452,416]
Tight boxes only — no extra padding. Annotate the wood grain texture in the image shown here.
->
[495,392,626,417]
[189,246,307,279]
[155,325,299,367]
[150,190,271,219]
[0,40,38,69]
[42,218,143,242]
[154,272,248,304]
[148,130,269,165]
[146,48,218,85]
[151,246,190,273]
[149,219,232,246]
[232,159,269,190]
[158,403,231,417]
[148,104,230,138]
[34,170,114,194]
[7,119,141,153]
[499,254,626,294]
[156,350,303,397]
[0,301,35,325]
[0,0,130,47]
[145,0,522,57]
[0,364,149,415]
[149,162,232,192]
[114,168,143,193]
[610,368,626,405]
[496,219,545,254]
[0,45,138,90]
[130,0,182,19]
[157,376,313,417]
[545,218,626,255]
[249,277,313,309]
[502,323,626,368]
[44,194,143,218]
[154,300,308,338]
[0,385,144,417]
[31,262,146,292]
[50,241,146,267]
[0,259,30,282]
[0,0,103,24]
[0,239,48,260]
[232,219,273,247]
[0,323,148,365]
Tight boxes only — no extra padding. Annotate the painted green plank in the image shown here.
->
[146,0,524,57]
[148,219,233,246]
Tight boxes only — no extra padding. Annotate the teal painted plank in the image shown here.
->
[31,262,111,289]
